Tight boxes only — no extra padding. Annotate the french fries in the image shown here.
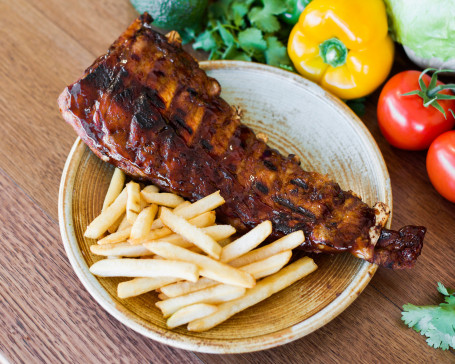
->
[117,214,131,232]
[118,277,178,299]
[90,242,150,257]
[149,191,224,229]
[173,201,191,213]
[102,168,125,211]
[130,204,158,240]
[159,208,222,259]
[241,251,292,279]
[229,230,305,267]
[159,251,292,298]
[156,284,246,318]
[175,191,225,220]
[160,277,217,298]
[144,242,255,288]
[87,173,318,332]
[97,227,131,245]
[167,304,218,329]
[89,258,199,282]
[108,212,125,234]
[85,188,127,239]
[220,220,272,263]
[126,181,141,224]
[151,225,236,250]
[187,257,318,331]
[128,211,216,245]
[141,191,185,208]
[141,185,160,194]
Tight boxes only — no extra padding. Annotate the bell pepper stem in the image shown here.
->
[319,38,348,68]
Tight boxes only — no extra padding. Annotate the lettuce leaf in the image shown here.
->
[384,0,455,61]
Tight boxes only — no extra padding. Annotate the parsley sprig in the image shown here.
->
[402,283,455,350]
[187,0,295,69]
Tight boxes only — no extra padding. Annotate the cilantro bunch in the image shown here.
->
[402,283,455,350]
[187,0,296,69]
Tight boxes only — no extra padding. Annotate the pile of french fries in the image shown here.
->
[86,168,318,332]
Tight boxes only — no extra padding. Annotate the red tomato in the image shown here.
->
[427,131,455,202]
[377,71,455,150]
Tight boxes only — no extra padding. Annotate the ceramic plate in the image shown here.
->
[58,61,392,353]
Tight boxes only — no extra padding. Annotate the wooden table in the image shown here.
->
[1,1,454,363]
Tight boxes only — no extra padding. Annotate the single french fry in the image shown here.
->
[117,214,131,232]
[130,204,159,240]
[156,284,246,318]
[102,168,125,211]
[167,304,218,329]
[160,208,222,259]
[187,257,317,331]
[126,181,141,224]
[84,188,127,239]
[173,201,191,213]
[229,230,305,267]
[129,211,216,245]
[97,227,131,245]
[160,277,217,298]
[89,258,199,282]
[142,185,160,194]
[175,191,225,220]
[144,242,255,288]
[118,277,178,299]
[241,251,292,279]
[90,242,150,257]
[141,191,185,208]
[108,212,125,233]
[202,225,236,241]
[220,221,272,263]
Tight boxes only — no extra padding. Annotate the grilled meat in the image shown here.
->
[58,14,425,268]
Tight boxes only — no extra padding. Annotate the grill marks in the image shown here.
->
[263,160,278,171]
[272,196,316,220]
[255,182,269,194]
[290,178,309,190]
[84,63,111,90]
[172,114,193,135]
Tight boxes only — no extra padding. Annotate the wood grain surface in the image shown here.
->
[0,0,454,363]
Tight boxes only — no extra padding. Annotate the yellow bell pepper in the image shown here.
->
[287,0,394,100]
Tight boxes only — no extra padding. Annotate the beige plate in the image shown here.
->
[58,61,392,353]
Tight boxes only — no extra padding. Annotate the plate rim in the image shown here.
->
[58,60,390,354]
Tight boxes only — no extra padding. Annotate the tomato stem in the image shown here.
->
[402,68,455,119]
[427,84,455,98]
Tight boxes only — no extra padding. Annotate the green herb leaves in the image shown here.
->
[402,283,455,350]
[189,0,297,68]
[249,0,287,33]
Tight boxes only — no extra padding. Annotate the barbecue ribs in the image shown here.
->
[58,14,425,269]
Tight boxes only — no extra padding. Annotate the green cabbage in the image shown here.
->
[384,0,455,61]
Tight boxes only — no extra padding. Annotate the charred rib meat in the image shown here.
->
[58,14,425,268]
